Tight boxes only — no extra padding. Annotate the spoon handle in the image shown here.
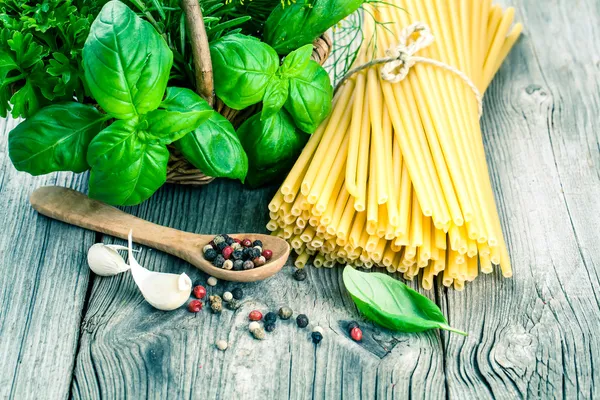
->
[29,186,199,255]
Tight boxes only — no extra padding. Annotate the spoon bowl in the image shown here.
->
[29,186,290,282]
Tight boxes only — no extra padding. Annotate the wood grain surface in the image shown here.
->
[1,0,599,399]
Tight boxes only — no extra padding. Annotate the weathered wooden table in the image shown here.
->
[1,1,599,398]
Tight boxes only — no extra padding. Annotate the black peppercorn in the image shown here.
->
[204,248,217,261]
[216,241,228,252]
[252,240,263,248]
[347,321,359,332]
[265,323,276,332]
[296,314,309,328]
[242,247,252,260]
[232,249,244,260]
[293,268,307,281]
[248,247,261,259]
[231,287,243,300]
[243,260,254,270]
[223,234,234,245]
[312,332,323,344]
[233,260,244,271]
[213,255,225,268]
[264,312,277,324]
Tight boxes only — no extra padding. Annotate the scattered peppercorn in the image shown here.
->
[209,295,223,313]
[241,238,252,247]
[207,276,218,286]
[222,246,234,259]
[350,327,363,342]
[262,249,273,260]
[253,256,266,267]
[264,312,277,324]
[216,340,228,351]
[222,291,233,302]
[227,299,241,310]
[296,314,309,328]
[312,332,323,344]
[232,249,243,260]
[347,321,359,332]
[222,260,233,270]
[249,310,263,321]
[293,268,307,281]
[243,260,254,270]
[204,248,217,261]
[248,321,261,332]
[213,255,225,268]
[193,285,207,299]
[252,327,266,340]
[278,306,293,320]
[188,300,202,313]
[232,287,243,300]
[265,323,276,332]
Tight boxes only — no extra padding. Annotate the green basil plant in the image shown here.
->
[8,0,248,206]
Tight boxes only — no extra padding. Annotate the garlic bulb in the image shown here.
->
[87,243,131,276]
[127,230,192,311]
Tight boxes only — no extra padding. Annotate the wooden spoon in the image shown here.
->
[29,186,290,282]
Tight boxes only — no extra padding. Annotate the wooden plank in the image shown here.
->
[70,181,446,399]
[440,0,600,398]
[0,117,96,399]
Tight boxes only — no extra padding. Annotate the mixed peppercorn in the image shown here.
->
[203,234,273,270]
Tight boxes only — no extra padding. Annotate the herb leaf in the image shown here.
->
[87,119,169,206]
[285,60,333,133]
[161,87,248,182]
[144,109,212,145]
[8,102,107,175]
[210,34,279,110]
[342,266,468,335]
[279,44,313,78]
[261,76,289,121]
[83,0,173,119]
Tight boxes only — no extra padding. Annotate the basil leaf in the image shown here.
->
[87,118,143,171]
[8,103,107,175]
[261,76,289,121]
[144,109,212,145]
[88,142,169,206]
[161,87,248,181]
[285,60,333,133]
[264,0,363,55]
[210,34,279,110]
[343,267,468,335]
[238,109,307,187]
[83,0,173,119]
[279,44,313,78]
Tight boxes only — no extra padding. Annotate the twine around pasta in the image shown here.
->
[335,22,483,117]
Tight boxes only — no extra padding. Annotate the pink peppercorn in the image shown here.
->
[262,249,273,260]
[193,285,207,299]
[249,310,263,321]
[188,300,203,313]
[233,238,241,244]
[222,246,234,259]
[242,238,253,247]
[350,327,363,342]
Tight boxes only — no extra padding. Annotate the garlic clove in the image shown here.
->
[87,243,131,276]
[127,230,192,311]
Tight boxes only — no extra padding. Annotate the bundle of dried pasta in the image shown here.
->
[267,0,522,290]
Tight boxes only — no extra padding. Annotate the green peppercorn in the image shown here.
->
[278,306,293,320]
[293,268,307,281]
[264,312,277,324]
[296,314,309,328]
[227,299,241,310]
[209,295,222,313]
[232,287,243,300]
[213,235,225,245]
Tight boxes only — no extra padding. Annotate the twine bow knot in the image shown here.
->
[334,22,483,117]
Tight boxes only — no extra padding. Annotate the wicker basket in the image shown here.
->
[167,2,333,186]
